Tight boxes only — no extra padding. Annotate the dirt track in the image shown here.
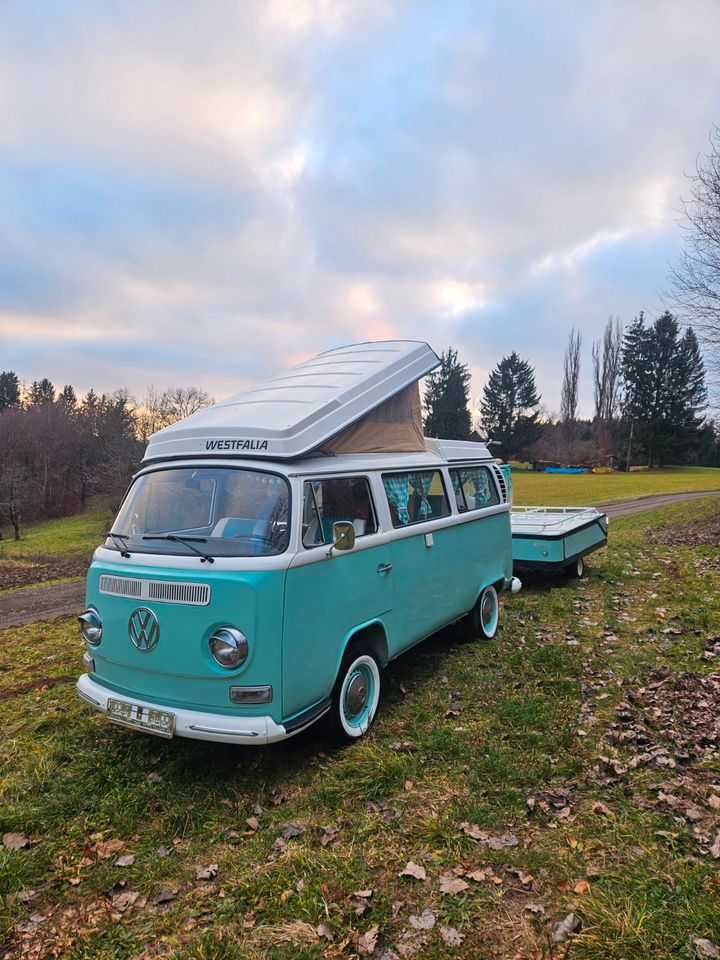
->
[599,488,720,517]
[1,489,719,630]
[0,579,85,629]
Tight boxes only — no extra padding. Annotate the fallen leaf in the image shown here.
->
[195,863,218,881]
[708,795,720,812]
[486,833,519,850]
[404,779,413,791]
[357,924,379,955]
[592,801,615,819]
[574,879,590,895]
[692,937,720,958]
[352,893,372,916]
[115,855,136,868]
[269,791,287,806]
[153,888,178,905]
[243,911,257,929]
[439,925,465,947]
[156,845,173,858]
[147,771,163,784]
[399,860,427,880]
[96,838,125,859]
[710,834,720,859]
[316,922,334,940]
[112,890,141,913]
[319,825,338,846]
[272,837,288,855]
[409,909,435,930]
[524,903,549,921]
[354,889,374,899]
[460,822,488,841]
[553,913,581,943]
[439,873,469,895]
[465,867,487,882]
[245,816,260,832]
[281,822,305,839]
[389,741,414,752]
[2,832,31,851]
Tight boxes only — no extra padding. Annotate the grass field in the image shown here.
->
[511,465,720,507]
[0,503,113,560]
[2,496,719,959]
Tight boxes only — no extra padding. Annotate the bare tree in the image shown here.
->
[592,316,623,456]
[137,385,215,443]
[560,328,582,460]
[670,126,720,379]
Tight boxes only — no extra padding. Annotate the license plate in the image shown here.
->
[107,697,176,738]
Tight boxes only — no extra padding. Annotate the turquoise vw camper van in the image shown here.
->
[77,342,518,744]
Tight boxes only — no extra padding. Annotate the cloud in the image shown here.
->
[1,0,720,418]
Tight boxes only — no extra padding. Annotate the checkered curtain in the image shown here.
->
[410,472,432,519]
[475,469,492,507]
[383,474,411,525]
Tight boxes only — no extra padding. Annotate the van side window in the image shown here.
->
[450,466,500,512]
[302,477,377,548]
[382,470,450,527]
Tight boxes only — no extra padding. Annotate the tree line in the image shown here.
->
[423,310,717,468]
[0,377,212,540]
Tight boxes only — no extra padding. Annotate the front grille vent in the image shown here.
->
[491,465,508,503]
[98,575,142,599]
[147,580,211,605]
[99,575,211,606]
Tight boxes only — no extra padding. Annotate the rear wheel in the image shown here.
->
[326,648,381,745]
[460,584,500,641]
[565,557,585,579]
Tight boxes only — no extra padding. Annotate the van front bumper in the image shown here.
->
[76,673,289,745]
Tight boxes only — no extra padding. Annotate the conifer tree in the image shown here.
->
[621,311,706,465]
[423,348,472,440]
[0,371,20,411]
[480,352,541,458]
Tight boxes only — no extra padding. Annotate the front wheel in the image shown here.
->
[326,649,381,745]
[460,584,500,641]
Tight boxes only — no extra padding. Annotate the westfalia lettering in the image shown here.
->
[205,439,269,451]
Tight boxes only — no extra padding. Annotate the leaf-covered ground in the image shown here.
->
[1,497,720,960]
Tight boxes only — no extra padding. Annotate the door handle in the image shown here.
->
[376,563,393,575]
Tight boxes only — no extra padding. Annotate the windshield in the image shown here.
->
[109,467,290,557]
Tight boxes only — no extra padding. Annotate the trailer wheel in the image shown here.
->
[565,557,585,579]
[326,647,381,745]
[461,585,499,641]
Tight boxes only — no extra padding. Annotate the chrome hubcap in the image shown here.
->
[481,593,495,627]
[345,672,369,716]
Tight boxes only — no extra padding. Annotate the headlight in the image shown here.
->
[79,609,103,645]
[209,627,248,668]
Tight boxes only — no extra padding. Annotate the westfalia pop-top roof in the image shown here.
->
[143,340,441,463]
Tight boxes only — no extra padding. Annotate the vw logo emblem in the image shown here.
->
[128,607,160,652]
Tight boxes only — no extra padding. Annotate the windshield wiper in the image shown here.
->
[142,534,215,563]
[105,531,131,558]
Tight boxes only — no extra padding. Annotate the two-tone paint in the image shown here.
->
[77,450,514,744]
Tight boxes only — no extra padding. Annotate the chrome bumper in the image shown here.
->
[76,673,289,744]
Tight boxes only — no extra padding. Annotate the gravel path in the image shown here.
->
[599,489,720,518]
[0,579,84,629]
[1,489,719,630]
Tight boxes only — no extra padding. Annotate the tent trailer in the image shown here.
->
[510,505,608,578]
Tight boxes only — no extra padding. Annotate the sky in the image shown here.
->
[1,0,720,420]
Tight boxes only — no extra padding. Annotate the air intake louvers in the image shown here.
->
[491,465,508,503]
[99,575,211,606]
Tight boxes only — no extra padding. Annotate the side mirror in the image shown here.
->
[328,520,355,555]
